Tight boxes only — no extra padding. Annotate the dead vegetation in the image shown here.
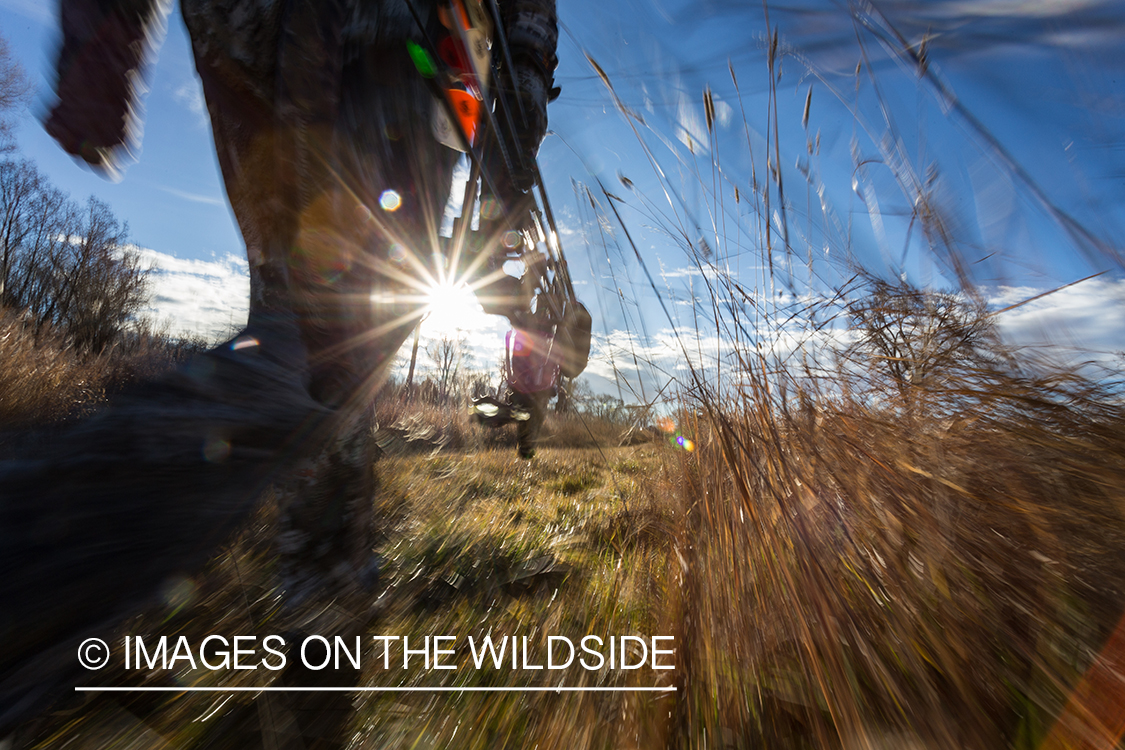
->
[15,438,680,750]
[567,4,1125,744]
[369,377,652,457]
[5,306,1124,750]
[667,278,1125,748]
[0,308,206,433]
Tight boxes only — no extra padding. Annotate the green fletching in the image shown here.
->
[407,41,437,79]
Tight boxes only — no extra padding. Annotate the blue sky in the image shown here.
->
[1,0,1122,397]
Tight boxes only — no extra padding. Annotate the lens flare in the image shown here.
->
[230,335,259,351]
[480,196,503,220]
[379,189,402,211]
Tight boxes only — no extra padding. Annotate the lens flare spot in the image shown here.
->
[502,230,522,249]
[203,436,231,463]
[672,434,695,452]
[160,575,197,610]
[380,189,402,211]
[388,243,408,264]
[480,196,502,220]
[231,335,259,351]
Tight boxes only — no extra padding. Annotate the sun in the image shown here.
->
[422,281,489,338]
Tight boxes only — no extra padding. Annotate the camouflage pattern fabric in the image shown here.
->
[181,0,462,602]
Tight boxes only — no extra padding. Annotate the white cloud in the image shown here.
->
[939,0,1105,19]
[576,276,1124,403]
[132,244,1124,395]
[675,88,709,153]
[660,266,709,279]
[136,245,519,371]
[158,185,225,206]
[414,302,511,374]
[715,98,733,129]
[172,79,208,128]
[135,247,249,342]
[991,277,1125,369]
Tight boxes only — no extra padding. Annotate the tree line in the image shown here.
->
[0,34,148,355]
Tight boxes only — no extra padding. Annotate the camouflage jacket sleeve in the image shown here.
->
[45,0,173,174]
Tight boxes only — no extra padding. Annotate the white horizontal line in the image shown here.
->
[76,686,676,693]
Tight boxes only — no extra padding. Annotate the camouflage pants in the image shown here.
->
[272,408,380,602]
[43,0,556,606]
[182,0,459,596]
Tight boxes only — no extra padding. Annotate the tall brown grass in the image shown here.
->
[668,322,1125,748]
[574,9,1125,745]
[0,308,207,432]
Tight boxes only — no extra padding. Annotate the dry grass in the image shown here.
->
[0,310,106,428]
[371,380,643,456]
[9,335,1124,749]
[351,446,678,749]
[15,434,682,750]
[0,308,204,432]
[569,11,1125,746]
[672,355,1125,749]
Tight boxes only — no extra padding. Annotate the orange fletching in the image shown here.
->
[445,89,480,145]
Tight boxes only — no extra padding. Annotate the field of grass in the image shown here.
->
[17,437,685,750]
[12,380,1121,750]
[5,312,1125,750]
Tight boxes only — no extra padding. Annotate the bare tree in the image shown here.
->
[426,335,468,398]
[565,375,594,410]
[0,37,147,348]
[846,275,1005,400]
[586,393,627,422]
[405,316,424,389]
[0,159,40,306]
[555,375,571,413]
[5,181,71,315]
[0,34,32,153]
[54,198,147,352]
[0,162,149,352]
